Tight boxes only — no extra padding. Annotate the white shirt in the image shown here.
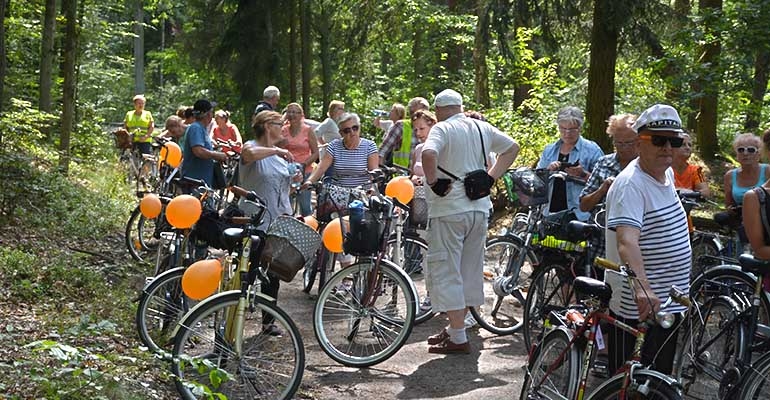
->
[422,113,515,218]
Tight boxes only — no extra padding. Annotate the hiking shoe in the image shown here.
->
[261,324,283,337]
[427,329,449,345]
[428,338,470,354]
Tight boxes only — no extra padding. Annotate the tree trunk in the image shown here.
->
[60,0,78,173]
[473,0,490,108]
[694,0,722,161]
[745,49,770,133]
[289,0,297,102]
[39,0,56,112]
[445,0,462,77]
[317,10,332,115]
[300,0,311,114]
[133,0,144,94]
[584,0,619,152]
[0,0,7,117]
[512,8,531,110]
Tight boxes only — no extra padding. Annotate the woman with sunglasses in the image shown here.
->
[724,133,768,210]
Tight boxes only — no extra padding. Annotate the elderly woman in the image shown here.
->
[238,110,296,336]
[537,106,604,221]
[211,109,243,153]
[124,94,155,155]
[279,102,319,216]
[724,133,767,209]
[314,100,346,166]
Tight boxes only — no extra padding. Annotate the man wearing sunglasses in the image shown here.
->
[603,104,691,376]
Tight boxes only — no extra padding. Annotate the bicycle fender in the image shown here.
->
[140,266,185,291]
[586,368,682,399]
[691,264,756,292]
[169,290,241,338]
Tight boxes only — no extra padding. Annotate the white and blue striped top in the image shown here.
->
[604,158,691,319]
[327,138,378,188]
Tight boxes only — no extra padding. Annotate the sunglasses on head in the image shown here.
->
[737,146,758,154]
[639,134,684,148]
[340,125,360,135]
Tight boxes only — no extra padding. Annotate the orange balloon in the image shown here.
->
[322,217,349,253]
[165,194,202,229]
[159,142,183,168]
[303,215,319,231]
[385,176,415,204]
[139,193,162,219]
[181,259,223,300]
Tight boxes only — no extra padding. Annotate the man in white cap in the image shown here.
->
[254,85,280,116]
[421,89,519,354]
[604,103,691,375]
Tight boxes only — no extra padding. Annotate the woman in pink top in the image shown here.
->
[279,102,319,216]
[211,110,243,153]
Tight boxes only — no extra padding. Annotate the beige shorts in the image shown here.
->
[425,211,487,312]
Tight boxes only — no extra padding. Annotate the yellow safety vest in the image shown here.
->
[393,119,413,169]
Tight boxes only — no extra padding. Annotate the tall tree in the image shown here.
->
[745,49,770,132]
[133,0,145,94]
[289,0,298,102]
[300,0,311,113]
[60,0,78,173]
[694,0,722,160]
[39,0,56,112]
[0,0,7,116]
[585,0,632,151]
[473,0,490,108]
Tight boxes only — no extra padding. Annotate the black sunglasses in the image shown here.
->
[640,134,684,148]
[340,125,360,135]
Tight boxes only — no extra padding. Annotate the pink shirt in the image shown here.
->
[212,122,241,153]
[281,123,314,173]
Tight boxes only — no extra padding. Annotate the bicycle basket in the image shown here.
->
[510,168,549,206]
[316,183,353,222]
[343,210,385,256]
[261,215,322,282]
[193,204,244,250]
[113,129,132,150]
[409,185,428,229]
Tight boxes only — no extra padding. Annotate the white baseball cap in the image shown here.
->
[632,104,684,134]
[433,89,463,108]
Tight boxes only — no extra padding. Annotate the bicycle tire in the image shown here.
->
[519,326,580,400]
[317,249,336,292]
[738,350,770,399]
[691,233,721,278]
[171,292,304,400]
[674,295,746,400]
[125,205,159,263]
[522,262,574,351]
[135,266,192,355]
[588,369,682,399]
[690,264,770,351]
[472,235,537,335]
[386,234,433,325]
[314,258,416,367]
[302,247,323,294]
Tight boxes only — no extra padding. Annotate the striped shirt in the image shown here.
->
[327,138,378,188]
[605,159,691,319]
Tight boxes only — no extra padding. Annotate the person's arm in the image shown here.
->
[231,123,243,146]
[305,129,319,166]
[615,225,660,320]
[305,154,333,185]
[743,189,770,259]
[241,142,292,164]
[367,151,379,172]
[488,142,519,180]
[422,149,439,186]
[724,170,735,209]
[378,123,401,159]
[191,145,227,162]
[147,116,155,137]
[580,177,614,212]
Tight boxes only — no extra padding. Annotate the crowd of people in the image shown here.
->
[123,84,770,384]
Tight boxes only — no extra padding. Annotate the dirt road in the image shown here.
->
[280,277,530,400]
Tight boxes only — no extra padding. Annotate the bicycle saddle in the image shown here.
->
[566,220,601,241]
[573,276,612,304]
[739,253,770,277]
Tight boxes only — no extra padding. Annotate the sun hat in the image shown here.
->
[632,104,684,134]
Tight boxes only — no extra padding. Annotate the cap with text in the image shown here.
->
[632,104,684,134]
[433,89,463,108]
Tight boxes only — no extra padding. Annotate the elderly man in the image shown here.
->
[379,97,430,170]
[181,99,228,188]
[421,89,519,354]
[604,104,691,375]
[253,85,280,117]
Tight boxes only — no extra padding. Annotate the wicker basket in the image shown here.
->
[260,216,322,282]
[113,128,132,150]
[409,185,428,229]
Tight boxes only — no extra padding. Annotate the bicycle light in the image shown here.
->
[656,311,675,329]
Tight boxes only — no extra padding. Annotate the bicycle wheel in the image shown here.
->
[690,265,770,351]
[135,266,193,355]
[519,326,580,400]
[125,205,160,263]
[172,292,304,400]
[674,295,745,400]
[317,249,337,292]
[589,370,681,399]
[691,233,721,278]
[472,235,536,335]
[522,262,573,351]
[314,258,416,367]
[739,351,770,399]
[386,234,433,324]
[302,247,323,294]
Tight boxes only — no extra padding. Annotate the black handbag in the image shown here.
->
[437,120,494,200]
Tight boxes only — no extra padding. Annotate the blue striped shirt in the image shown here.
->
[327,138,378,188]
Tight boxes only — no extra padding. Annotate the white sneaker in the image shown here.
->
[464,311,478,329]
[420,296,432,312]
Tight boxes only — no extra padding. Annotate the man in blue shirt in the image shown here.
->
[181,99,228,187]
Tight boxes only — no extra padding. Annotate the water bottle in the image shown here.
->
[372,109,389,117]
[349,200,364,226]
[287,162,301,189]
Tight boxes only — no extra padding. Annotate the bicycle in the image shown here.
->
[170,186,310,400]
[520,257,689,400]
[673,253,770,399]
[313,180,418,367]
